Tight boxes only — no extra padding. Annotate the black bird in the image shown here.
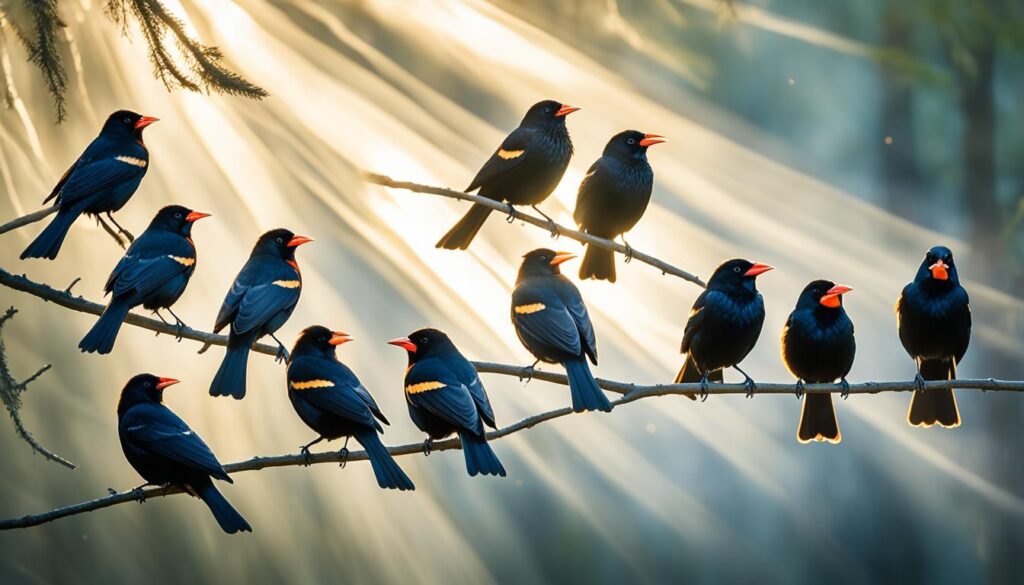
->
[674,259,773,400]
[573,130,665,282]
[21,110,158,260]
[897,246,971,428]
[781,280,856,444]
[387,329,505,477]
[210,229,312,399]
[288,326,414,491]
[79,205,209,354]
[436,100,578,249]
[511,248,611,412]
[118,374,251,534]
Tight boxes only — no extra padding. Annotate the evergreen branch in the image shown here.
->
[7,0,67,121]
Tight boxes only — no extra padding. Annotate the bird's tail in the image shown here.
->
[210,331,256,399]
[908,357,960,428]
[564,358,612,413]
[459,431,506,477]
[20,207,80,260]
[78,299,131,354]
[357,430,415,491]
[674,354,719,400]
[196,481,252,534]
[578,244,616,282]
[435,204,493,250]
[797,393,842,444]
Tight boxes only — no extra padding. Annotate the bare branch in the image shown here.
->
[0,205,58,236]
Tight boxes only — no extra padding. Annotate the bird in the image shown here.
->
[573,130,665,282]
[897,246,971,428]
[21,110,158,260]
[780,280,856,444]
[210,229,312,399]
[79,205,209,354]
[674,258,773,400]
[287,326,414,490]
[511,248,611,412]
[435,100,578,250]
[387,328,506,477]
[117,373,251,534]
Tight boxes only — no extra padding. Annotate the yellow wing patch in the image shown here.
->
[290,379,335,391]
[405,381,446,394]
[497,149,525,160]
[273,280,301,289]
[168,255,195,267]
[514,303,545,315]
[115,156,147,168]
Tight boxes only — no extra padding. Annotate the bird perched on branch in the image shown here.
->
[436,100,578,250]
[511,249,611,412]
[897,246,971,428]
[573,130,664,282]
[118,374,251,534]
[781,280,856,444]
[21,110,158,260]
[675,259,773,400]
[210,229,312,399]
[79,205,209,354]
[388,329,505,477]
[287,326,414,490]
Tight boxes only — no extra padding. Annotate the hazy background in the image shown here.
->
[1,0,1022,583]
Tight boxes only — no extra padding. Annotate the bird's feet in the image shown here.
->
[622,239,634,263]
[299,445,313,466]
[274,344,290,364]
[840,378,851,400]
[173,320,187,342]
[422,438,433,457]
[794,380,805,399]
[338,447,350,469]
[518,360,540,384]
[547,219,560,239]
[914,372,927,393]
[743,376,757,399]
[505,204,517,223]
[130,487,147,504]
[699,374,710,402]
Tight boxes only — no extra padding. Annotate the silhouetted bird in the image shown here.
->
[897,246,971,428]
[210,229,312,399]
[436,100,578,249]
[118,374,251,534]
[573,130,664,282]
[511,248,611,412]
[781,280,855,444]
[388,329,505,477]
[675,259,773,400]
[288,326,414,490]
[79,205,209,354]
[22,110,158,260]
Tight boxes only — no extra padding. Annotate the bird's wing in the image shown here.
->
[450,356,495,428]
[122,405,228,481]
[466,127,535,192]
[43,158,82,205]
[572,158,605,227]
[233,281,300,334]
[557,279,598,363]
[681,290,710,353]
[108,237,193,299]
[406,358,480,432]
[512,285,583,357]
[288,358,379,430]
[52,154,146,208]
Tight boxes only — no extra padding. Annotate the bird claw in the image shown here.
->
[130,487,147,504]
[547,219,559,239]
[338,447,350,469]
[622,241,634,263]
[274,345,290,364]
[299,446,313,466]
[743,376,757,399]
[699,375,710,402]
[518,361,540,384]
[173,321,186,342]
[794,380,805,399]
[913,372,927,393]
[840,378,851,399]
[423,438,433,457]
[505,204,516,223]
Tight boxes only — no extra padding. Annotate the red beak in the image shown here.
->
[820,284,853,308]
[287,235,314,247]
[185,211,211,222]
[155,377,180,390]
[639,133,666,147]
[387,337,417,353]
[328,331,354,346]
[555,104,580,117]
[134,116,159,130]
[744,262,774,277]
[550,251,577,266]
[929,261,949,281]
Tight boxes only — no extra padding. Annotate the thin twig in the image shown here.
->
[0,205,59,236]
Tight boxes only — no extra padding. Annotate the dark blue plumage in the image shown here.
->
[388,329,505,477]
[897,246,971,428]
[117,374,251,534]
[21,110,157,260]
[287,326,414,491]
[511,248,611,412]
[436,100,577,250]
[79,205,208,354]
[210,229,311,399]
[573,130,663,282]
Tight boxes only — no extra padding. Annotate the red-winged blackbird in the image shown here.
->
[511,249,611,412]
[897,246,971,428]
[22,110,158,260]
[675,259,773,400]
[210,229,312,399]
[388,329,505,477]
[118,374,251,534]
[79,205,209,354]
[781,280,855,444]
[288,326,414,490]
[436,100,578,249]
[573,130,665,282]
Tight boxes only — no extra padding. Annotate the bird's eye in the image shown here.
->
[319,336,327,343]
[144,381,152,387]
[812,288,820,295]
[276,237,283,244]
[174,212,182,219]
[628,138,636,145]
[733,266,741,273]
[420,337,429,344]
[539,255,547,261]
[123,117,131,124]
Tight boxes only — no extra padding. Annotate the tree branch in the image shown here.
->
[0,205,59,236]
[363,172,708,288]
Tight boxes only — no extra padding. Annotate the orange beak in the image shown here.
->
[155,377,180,390]
[550,251,577,266]
[744,262,774,277]
[134,116,159,130]
[639,133,666,147]
[287,235,314,247]
[387,337,417,353]
[555,104,580,117]
[185,211,211,222]
[328,331,353,346]
[929,261,949,281]
[820,284,853,308]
